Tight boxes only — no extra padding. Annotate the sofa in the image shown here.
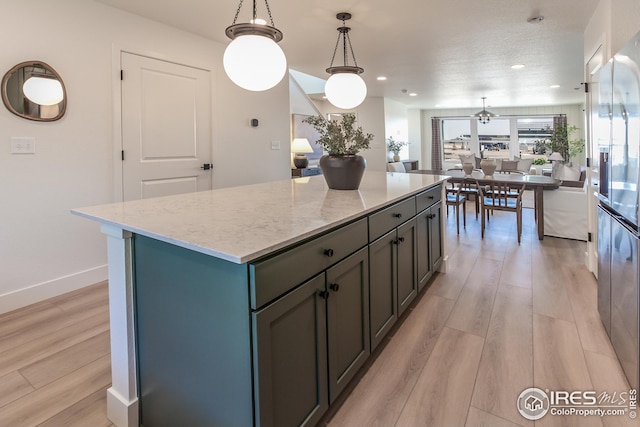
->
[543,180,588,241]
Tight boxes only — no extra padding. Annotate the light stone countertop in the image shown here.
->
[72,171,448,264]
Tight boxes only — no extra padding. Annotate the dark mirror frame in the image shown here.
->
[1,61,67,122]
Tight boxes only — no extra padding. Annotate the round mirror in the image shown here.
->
[2,61,66,122]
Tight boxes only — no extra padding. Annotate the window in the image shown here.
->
[478,119,510,159]
[442,119,471,162]
[439,115,559,166]
[517,117,553,162]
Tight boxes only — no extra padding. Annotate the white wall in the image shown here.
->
[313,97,388,173]
[407,109,424,166]
[585,0,640,65]
[610,0,640,54]
[0,0,290,313]
[383,99,409,162]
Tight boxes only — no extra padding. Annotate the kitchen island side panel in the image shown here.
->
[133,235,253,427]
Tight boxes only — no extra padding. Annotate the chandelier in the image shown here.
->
[223,0,287,91]
[324,12,367,110]
[474,97,497,124]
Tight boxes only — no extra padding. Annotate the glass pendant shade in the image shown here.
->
[23,76,63,106]
[223,34,286,91]
[325,73,367,109]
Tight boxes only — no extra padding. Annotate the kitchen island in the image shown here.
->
[72,171,448,427]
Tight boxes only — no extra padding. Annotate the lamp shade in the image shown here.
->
[223,34,287,91]
[548,152,564,161]
[291,138,313,153]
[22,76,63,106]
[325,73,367,110]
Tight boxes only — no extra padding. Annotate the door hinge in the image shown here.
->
[588,232,592,242]
[586,157,591,167]
[583,82,589,93]
[121,150,125,161]
[120,70,123,80]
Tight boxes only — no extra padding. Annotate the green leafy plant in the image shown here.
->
[532,158,547,165]
[549,123,584,162]
[303,114,373,155]
[386,136,407,154]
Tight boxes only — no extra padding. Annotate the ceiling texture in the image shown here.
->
[95,0,599,110]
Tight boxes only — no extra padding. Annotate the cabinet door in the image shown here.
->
[369,230,398,351]
[416,208,432,291]
[429,202,443,270]
[253,274,328,427]
[397,218,418,317]
[326,247,370,402]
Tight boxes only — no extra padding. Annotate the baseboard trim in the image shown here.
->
[107,387,139,427]
[0,265,108,315]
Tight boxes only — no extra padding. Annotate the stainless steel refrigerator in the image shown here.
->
[597,30,640,392]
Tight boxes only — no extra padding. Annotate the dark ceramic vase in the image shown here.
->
[319,155,367,190]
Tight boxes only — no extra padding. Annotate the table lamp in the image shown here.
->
[291,138,314,168]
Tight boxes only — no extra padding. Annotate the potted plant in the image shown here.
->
[386,136,407,162]
[303,114,374,190]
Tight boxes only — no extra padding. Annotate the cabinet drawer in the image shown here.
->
[369,197,417,242]
[416,185,441,212]
[250,218,368,309]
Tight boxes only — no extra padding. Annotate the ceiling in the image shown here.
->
[95,0,599,110]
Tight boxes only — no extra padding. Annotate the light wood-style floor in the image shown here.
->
[0,281,113,427]
[0,202,634,427]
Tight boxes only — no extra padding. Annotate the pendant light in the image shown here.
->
[474,97,497,124]
[223,0,287,91]
[324,12,367,110]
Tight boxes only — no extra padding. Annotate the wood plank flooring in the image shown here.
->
[0,282,113,427]
[0,202,634,427]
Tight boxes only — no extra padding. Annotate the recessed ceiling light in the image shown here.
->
[511,64,525,69]
[376,76,387,81]
[409,93,417,97]
[550,84,560,88]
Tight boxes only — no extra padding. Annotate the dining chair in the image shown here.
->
[446,185,466,234]
[446,168,479,220]
[476,180,526,243]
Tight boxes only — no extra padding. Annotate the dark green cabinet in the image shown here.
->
[369,230,397,351]
[253,274,328,427]
[397,218,418,316]
[326,248,370,402]
[252,247,369,427]
[368,218,418,350]
[417,201,443,292]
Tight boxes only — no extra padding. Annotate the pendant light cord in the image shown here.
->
[231,0,276,26]
[328,18,359,69]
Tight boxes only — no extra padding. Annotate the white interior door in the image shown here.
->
[121,52,212,201]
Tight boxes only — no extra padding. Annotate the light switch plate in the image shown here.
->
[11,137,36,154]
[271,141,280,150]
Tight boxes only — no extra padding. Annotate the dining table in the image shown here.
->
[409,169,561,240]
